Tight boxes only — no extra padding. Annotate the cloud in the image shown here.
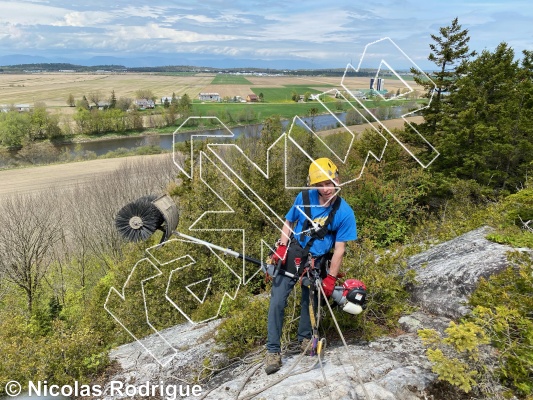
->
[120,5,169,20]
[53,11,115,27]
[0,1,69,25]
[112,23,238,43]
[0,0,532,69]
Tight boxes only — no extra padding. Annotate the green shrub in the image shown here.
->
[486,188,533,248]
[215,295,270,358]
[469,252,533,396]
[419,252,533,398]
[339,129,432,247]
[309,239,417,343]
[0,315,109,396]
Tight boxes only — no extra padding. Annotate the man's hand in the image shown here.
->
[268,243,287,266]
[322,274,337,297]
[262,263,276,283]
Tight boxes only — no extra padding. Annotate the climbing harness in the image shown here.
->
[266,189,341,280]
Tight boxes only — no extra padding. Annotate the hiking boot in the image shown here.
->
[264,352,282,375]
[300,338,313,355]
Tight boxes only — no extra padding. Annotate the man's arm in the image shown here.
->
[279,219,293,246]
[267,220,293,267]
[321,241,346,297]
[328,241,346,277]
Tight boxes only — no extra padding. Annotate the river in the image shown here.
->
[62,106,408,156]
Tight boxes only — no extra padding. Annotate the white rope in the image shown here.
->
[232,275,373,400]
[318,283,373,400]
[236,348,319,400]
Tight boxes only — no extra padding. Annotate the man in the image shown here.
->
[264,157,357,375]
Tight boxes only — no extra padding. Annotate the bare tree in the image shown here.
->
[61,154,178,266]
[116,97,133,111]
[0,191,64,314]
[88,91,103,108]
[135,89,155,101]
[0,154,179,310]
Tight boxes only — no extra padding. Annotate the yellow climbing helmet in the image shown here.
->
[307,157,339,186]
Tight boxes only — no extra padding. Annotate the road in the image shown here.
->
[0,116,423,198]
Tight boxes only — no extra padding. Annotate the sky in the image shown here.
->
[0,0,532,70]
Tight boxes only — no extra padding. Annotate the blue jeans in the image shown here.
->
[266,273,317,353]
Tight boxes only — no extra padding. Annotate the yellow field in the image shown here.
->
[0,73,213,111]
[0,72,422,115]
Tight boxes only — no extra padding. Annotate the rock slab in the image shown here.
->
[407,226,529,319]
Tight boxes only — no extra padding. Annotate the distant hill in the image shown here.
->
[0,53,418,75]
[0,62,128,73]
[0,53,321,70]
[0,60,392,77]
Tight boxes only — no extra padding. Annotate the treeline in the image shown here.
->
[0,93,193,149]
[409,17,533,194]
[0,103,62,148]
[0,63,128,72]
[68,90,194,136]
[0,62,400,76]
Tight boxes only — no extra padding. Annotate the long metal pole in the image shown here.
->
[173,231,265,266]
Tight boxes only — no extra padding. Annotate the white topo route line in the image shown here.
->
[105,37,438,366]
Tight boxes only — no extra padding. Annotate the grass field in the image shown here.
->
[192,97,425,121]
[0,72,214,111]
[211,74,253,85]
[192,101,334,120]
[252,85,331,102]
[0,72,424,124]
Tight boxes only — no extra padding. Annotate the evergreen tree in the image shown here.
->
[109,90,117,109]
[411,17,476,138]
[77,95,90,110]
[437,43,533,192]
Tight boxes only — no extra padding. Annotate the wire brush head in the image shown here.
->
[115,195,165,242]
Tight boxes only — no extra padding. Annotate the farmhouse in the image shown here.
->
[246,94,258,102]
[198,92,221,102]
[89,101,111,110]
[351,91,367,100]
[0,104,31,113]
[161,96,180,104]
[134,99,155,109]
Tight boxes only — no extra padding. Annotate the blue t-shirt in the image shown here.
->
[285,190,357,257]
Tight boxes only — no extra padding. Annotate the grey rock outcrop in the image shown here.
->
[407,226,530,319]
[102,320,226,399]
[206,336,436,400]
[104,319,441,400]
[102,227,529,399]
